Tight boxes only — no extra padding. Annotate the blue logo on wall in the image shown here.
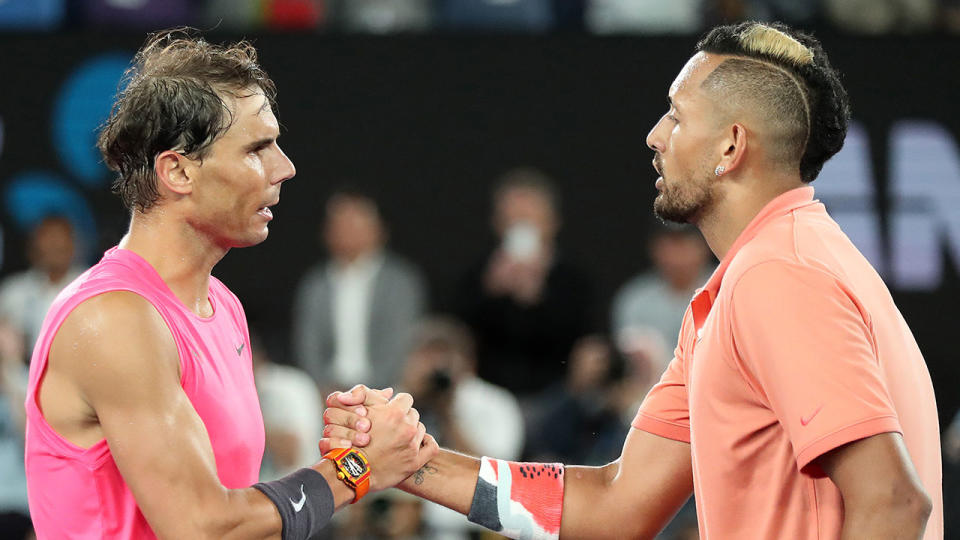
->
[4,52,131,264]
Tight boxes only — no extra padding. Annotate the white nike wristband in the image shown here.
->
[253,468,334,540]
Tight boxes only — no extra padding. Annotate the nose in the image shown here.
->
[646,115,667,153]
[272,144,296,185]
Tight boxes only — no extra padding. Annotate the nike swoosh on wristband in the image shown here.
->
[290,484,307,513]
[801,405,824,426]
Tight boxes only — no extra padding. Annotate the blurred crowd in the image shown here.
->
[2,0,960,34]
[0,168,714,539]
[3,166,960,538]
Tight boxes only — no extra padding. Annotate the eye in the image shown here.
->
[667,113,679,123]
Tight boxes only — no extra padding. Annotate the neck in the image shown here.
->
[695,167,804,261]
[119,209,228,317]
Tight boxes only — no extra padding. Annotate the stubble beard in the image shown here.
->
[653,172,716,225]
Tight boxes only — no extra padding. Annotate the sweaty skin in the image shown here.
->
[35,91,438,539]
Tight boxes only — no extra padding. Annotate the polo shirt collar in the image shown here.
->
[689,186,818,331]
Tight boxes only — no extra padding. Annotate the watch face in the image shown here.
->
[343,453,367,477]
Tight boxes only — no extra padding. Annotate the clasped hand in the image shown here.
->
[320,385,438,492]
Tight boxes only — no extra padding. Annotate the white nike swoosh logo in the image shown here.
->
[290,484,306,512]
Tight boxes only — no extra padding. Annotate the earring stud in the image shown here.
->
[715,166,725,176]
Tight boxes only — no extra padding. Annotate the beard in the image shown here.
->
[653,162,716,225]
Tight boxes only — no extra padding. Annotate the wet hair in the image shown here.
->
[98,28,277,212]
[696,22,850,182]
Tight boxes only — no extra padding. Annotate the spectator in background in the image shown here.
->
[0,216,84,348]
[586,0,703,34]
[292,190,426,394]
[456,168,593,398]
[400,316,524,538]
[709,0,820,26]
[612,224,713,350]
[252,332,322,481]
[438,0,554,32]
[525,334,626,466]
[0,320,31,540]
[824,0,935,33]
[326,0,432,33]
[611,326,670,421]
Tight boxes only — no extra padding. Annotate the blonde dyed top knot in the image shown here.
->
[738,24,815,67]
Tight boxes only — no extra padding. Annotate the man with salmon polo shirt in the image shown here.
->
[322,22,941,539]
[24,29,437,539]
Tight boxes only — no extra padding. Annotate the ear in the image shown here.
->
[716,123,748,177]
[154,150,194,197]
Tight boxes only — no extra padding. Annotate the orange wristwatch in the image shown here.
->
[322,447,371,504]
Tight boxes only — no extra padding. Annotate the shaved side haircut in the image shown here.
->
[696,22,850,183]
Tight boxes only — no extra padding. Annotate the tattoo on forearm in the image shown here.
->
[414,463,438,486]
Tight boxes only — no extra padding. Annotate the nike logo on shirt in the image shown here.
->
[801,405,824,426]
[236,342,245,356]
[290,484,306,513]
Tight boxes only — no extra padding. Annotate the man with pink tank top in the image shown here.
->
[24,29,438,539]
[322,22,941,540]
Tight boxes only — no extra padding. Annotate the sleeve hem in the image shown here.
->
[632,413,691,443]
[795,415,902,471]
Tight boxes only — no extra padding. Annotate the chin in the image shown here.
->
[234,228,270,248]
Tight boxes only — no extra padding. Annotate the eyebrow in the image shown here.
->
[245,137,276,152]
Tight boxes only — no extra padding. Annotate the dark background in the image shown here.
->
[0,32,957,425]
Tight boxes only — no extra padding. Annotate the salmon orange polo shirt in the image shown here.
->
[633,186,942,539]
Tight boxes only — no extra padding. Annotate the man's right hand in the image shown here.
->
[321,385,438,492]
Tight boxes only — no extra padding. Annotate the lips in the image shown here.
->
[652,156,664,177]
[257,198,279,220]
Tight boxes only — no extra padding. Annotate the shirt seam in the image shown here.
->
[634,411,689,431]
[795,414,900,463]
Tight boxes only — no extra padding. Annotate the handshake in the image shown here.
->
[318,384,440,494]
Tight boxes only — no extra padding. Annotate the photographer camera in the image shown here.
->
[400,317,525,538]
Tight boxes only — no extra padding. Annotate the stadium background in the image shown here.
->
[0,1,958,538]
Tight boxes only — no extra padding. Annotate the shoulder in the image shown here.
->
[258,364,318,395]
[380,253,423,279]
[458,377,520,408]
[0,270,37,296]
[53,291,178,388]
[296,263,331,290]
[615,272,662,300]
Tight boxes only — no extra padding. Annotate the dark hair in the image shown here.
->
[696,22,850,183]
[98,28,277,212]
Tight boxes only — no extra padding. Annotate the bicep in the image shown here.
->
[58,293,276,539]
[817,432,927,508]
[562,428,692,539]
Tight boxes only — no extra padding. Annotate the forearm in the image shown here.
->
[396,450,632,540]
[397,448,480,515]
[199,460,354,540]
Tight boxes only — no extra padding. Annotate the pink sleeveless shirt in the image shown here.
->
[24,247,265,539]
